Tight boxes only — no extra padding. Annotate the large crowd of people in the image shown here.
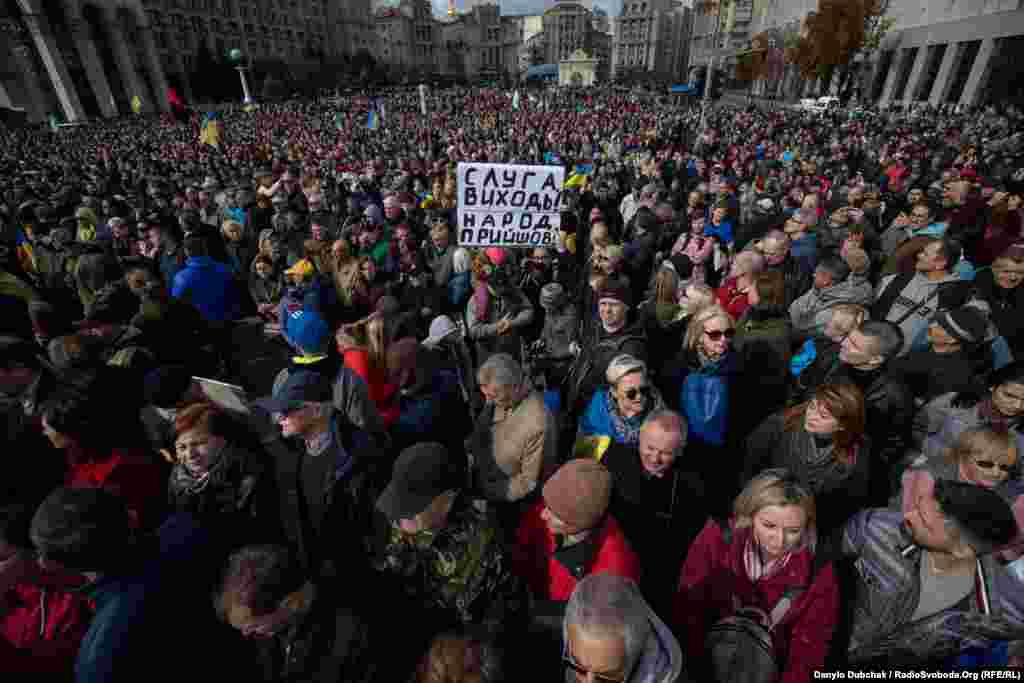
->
[2,84,1024,682]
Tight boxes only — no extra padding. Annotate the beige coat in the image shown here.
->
[471,390,558,502]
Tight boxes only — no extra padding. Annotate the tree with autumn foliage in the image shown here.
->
[785,0,893,100]
[735,32,770,87]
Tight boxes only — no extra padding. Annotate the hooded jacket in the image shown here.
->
[789,274,874,337]
[562,590,685,683]
[0,563,92,676]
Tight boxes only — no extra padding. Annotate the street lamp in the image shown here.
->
[228,47,253,103]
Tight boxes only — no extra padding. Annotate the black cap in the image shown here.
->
[142,365,193,408]
[376,443,463,521]
[255,370,333,414]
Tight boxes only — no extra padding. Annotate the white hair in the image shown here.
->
[477,353,523,388]
[563,574,653,679]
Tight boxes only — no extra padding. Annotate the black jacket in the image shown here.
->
[889,348,983,404]
[601,440,706,616]
[972,268,1024,356]
[827,362,914,484]
[564,318,647,414]
[253,598,375,683]
[274,414,384,594]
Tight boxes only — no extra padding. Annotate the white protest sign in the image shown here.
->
[457,162,564,248]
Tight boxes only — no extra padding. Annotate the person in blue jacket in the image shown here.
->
[171,236,242,323]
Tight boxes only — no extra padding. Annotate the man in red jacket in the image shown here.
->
[513,459,640,620]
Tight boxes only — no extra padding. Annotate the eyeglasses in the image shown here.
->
[973,459,1015,474]
[622,385,653,401]
[563,655,626,683]
[704,328,736,341]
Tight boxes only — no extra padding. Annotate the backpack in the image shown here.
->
[705,519,827,683]
[681,366,729,447]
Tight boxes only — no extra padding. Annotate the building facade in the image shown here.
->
[687,0,752,86]
[872,0,1024,107]
[0,0,378,123]
[747,0,1024,107]
[611,0,689,82]
[375,0,440,75]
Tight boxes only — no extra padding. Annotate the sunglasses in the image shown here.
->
[621,385,653,401]
[563,655,626,683]
[974,459,1015,474]
[704,328,736,341]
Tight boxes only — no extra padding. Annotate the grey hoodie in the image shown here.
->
[789,273,874,336]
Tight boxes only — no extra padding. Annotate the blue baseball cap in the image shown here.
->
[286,310,330,355]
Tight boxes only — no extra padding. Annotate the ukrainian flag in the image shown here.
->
[199,114,222,147]
[15,227,36,274]
[367,109,380,130]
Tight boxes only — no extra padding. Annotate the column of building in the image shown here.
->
[100,5,153,112]
[18,2,87,121]
[136,11,171,112]
[65,4,118,117]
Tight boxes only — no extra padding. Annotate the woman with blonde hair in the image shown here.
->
[675,469,839,683]
[413,633,500,683]
[743,382,870,535]
[579,354,665,446]
[660,306,746,506]
[897,427,1019,515]
[336,313,399,426]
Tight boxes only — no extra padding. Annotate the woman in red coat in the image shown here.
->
[41,394,167,530]
[674,468,839,683]
[336,314,400,427]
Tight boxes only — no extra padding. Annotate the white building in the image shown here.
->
[748,0,1024,107]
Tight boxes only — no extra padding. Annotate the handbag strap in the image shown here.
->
[891,284,944,327]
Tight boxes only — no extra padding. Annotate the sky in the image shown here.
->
[427,0,621,19]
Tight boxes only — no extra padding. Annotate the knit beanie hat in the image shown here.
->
[934,306,988,346]
[542,460,612,534]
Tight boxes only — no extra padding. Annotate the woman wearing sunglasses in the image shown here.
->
[674,469,839,683]
[658,305,745,510]
[898,427,1018,513]
[578,355,665,447]
[562,574,683,683]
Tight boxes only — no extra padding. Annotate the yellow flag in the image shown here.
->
[131,95,142,115]
[564,173,587,189]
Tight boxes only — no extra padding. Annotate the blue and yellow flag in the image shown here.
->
[199,113,222,147]
[15,226,36,274]
[367,109,380,130]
